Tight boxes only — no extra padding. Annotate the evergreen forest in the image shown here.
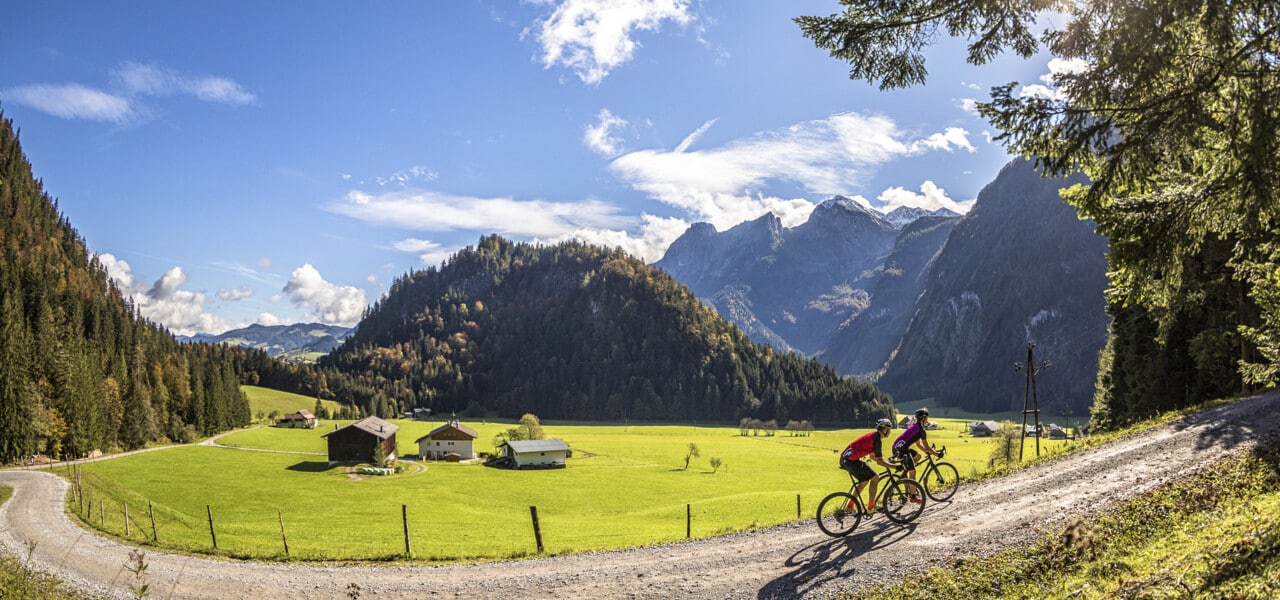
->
[0,114,249,464]
[316,235,895,426]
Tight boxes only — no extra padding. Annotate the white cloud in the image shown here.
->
[282,264,368,325]
[909,127,975,153]
[876,181,974,214]
[959,98,979,115]
[329,189,632,238]
[1021,57,1091,101]
[583,108,629,157]
[218,285,254,301]
[257,312,284,326]
[606,112,965,231]
[112,62,256,105]
[97,254,234,335]
[391,238,460,266]
[674,118,717,153]
[1,84,133,122]
[375,165,439,187]
[257,256,273,269]
[530,0,694,84]
[552,213,692,263]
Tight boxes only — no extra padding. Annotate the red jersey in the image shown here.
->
[840,430,883,461]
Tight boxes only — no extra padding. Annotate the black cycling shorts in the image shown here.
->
[894,445,920,471]
[840,457,877,482]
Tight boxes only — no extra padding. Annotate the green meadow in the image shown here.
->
[70,415,1072,562]
[243,385,341,420]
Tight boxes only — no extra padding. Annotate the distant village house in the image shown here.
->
[276,409,318,429]
[968,421,1002,437]
[499,439,570,469]
[323,416,398,465]
[415,419,478,461]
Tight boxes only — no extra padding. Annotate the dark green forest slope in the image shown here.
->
[320,235,894,425]
[0,114,248,464]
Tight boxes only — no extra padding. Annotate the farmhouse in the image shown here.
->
[499,439,570,469]
[415,419,478,461]
[1046,423,1070,439]
[969,421,1002,437]
[276,409,318,429]
[323,416,398,465]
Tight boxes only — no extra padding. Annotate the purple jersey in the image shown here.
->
[893,422,926,450]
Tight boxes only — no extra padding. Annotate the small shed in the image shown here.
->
[969,421,1002,437]
[415,419,479,460]
[323,416,398,465]
[277,409,318,429]
[499,439,570,469]
[898,416,914,428]
[1046,423,1069,439]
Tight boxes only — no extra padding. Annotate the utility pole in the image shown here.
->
[1014,342,1050,461]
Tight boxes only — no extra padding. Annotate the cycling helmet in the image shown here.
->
[875,418,893,429]
[915,407,930,419]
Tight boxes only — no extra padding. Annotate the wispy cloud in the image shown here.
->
[330,189,632,238]
[529,0,694,84]
[583,108,629,157]
[218,285,254,301]
[549,213,691,263]
[2,62,255,123]
[391,238,461,266]
[0,84,133,122]
[607,111,971,230]
[375,165,439,187]
[112,62,256,104]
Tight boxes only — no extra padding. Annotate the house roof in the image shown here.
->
[972,420,1001,430]
[323,416,398,440]
[503,439,570,453]
[414,420,479,443]
[284,409,315,420]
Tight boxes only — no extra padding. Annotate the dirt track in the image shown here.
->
[3,390,1278,600]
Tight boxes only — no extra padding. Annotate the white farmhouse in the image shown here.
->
[414,419,478,461]
[500,439,571,469]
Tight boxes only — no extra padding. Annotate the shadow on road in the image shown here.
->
[1171,390,1280,453]
[758,518,918,599]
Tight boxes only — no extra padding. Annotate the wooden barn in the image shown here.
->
[499,439,571,469]
[414,419,479,461]
[968,420,1002,437]
[323,416,398,465]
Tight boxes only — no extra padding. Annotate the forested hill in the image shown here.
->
[0,114,249,464]
[321,235,894,425]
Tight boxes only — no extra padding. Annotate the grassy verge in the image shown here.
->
[853,439,1280,599]
[0,485,99,599]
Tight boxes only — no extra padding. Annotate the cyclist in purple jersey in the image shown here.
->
[892,408,941,502]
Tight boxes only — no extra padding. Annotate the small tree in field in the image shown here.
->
[988,421,1019,469]
[684,443,700,470]
[709,457,723,473]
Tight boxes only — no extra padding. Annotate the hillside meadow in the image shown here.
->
[63,410,1078,563]
[243,385,341,421]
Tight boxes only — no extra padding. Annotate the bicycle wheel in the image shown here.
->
[881,479,925,524]
[816,492,863,537]
[924,462,960,502]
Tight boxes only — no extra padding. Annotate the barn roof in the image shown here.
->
[414,420,479,443]
[503,439,570,453]
[323,416,398,440]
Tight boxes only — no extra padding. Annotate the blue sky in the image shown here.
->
[2,1,1058,335]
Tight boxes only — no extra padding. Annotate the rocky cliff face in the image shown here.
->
[818,215,959,378]
[875,159,1109,415]
[655,196,898,354]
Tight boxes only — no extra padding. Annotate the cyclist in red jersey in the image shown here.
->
[838,418,896,511]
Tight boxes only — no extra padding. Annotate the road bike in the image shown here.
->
[816,463,925,537]
[916,445,960,502]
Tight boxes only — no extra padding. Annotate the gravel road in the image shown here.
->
[3,389,1278,600]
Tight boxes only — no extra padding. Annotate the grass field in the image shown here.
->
[69,415,1074,562]
[243,385,341,421]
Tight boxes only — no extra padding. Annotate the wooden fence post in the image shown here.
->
[402,504,411,557]
[529,506,544,554]
[686,504,691,539]
[796,494,801,519]
[206,505,218,549]
[149,500,158,542]
[124,502,130,537]
[99,499,104,528]
[278,511,289,557]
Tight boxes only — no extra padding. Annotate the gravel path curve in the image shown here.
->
[3,389,1278,600]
